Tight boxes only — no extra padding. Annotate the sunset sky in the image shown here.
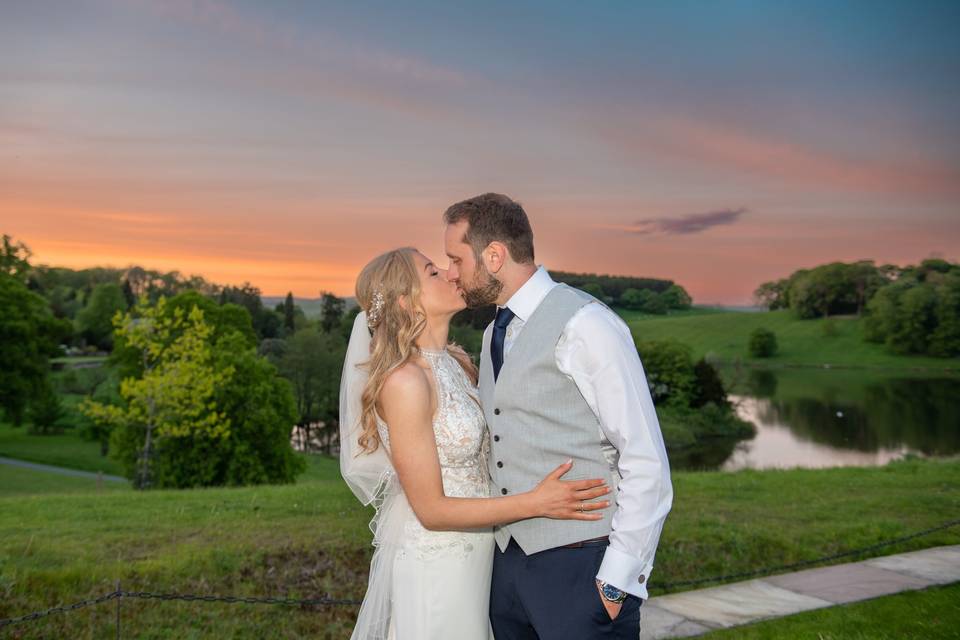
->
[3,0,958,304]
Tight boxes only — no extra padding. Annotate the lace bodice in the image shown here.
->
[376,347,491,558]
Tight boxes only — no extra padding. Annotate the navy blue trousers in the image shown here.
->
[490,538,642,640]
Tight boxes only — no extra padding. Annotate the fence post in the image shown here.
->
[115,580,121,640]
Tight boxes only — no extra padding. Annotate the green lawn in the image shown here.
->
[620,308,960,370]
[0,463,130,497]
[0,422,124,476]
[1,453,957,638]
[695,582,960,639]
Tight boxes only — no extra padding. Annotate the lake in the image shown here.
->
[687,366,960,471]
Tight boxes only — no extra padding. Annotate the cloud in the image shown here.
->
[596,207,746,235]
[595,113,960,200]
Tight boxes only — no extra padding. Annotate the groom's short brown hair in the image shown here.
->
[443,193,535,265]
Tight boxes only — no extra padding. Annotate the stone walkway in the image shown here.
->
[0,455,127,483]
[639,544,960,638]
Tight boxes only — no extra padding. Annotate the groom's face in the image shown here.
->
[444,221,502,308]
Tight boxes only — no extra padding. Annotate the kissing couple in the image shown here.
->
[339,193,673,639]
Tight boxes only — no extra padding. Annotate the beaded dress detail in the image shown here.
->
[375,347,491,559]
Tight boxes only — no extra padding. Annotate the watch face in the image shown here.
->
[601,583,626,602]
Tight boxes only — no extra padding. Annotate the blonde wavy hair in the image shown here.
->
[355,247,478,454]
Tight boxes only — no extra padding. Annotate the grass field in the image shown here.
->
[618,308,960,371]
[0,422,124,476]
[2,448,957,638]
[695,582,960,639]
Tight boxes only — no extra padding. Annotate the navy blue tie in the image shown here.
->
[491,306,516,382]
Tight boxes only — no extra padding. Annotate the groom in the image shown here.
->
[443,193,673,639]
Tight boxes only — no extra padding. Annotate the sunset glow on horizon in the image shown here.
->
[3,1,958,304]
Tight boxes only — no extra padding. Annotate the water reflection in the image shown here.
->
[703,368,959,471]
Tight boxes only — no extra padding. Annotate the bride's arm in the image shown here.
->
[379,363,611,531]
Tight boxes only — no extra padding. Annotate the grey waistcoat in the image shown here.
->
[480,283,621,554]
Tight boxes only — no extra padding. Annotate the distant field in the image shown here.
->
[0,422,124,476]
[619,308,959,370]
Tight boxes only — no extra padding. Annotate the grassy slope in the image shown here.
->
[2,454,958,638]
[619,308,959,370]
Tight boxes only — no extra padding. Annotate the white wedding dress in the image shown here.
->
[353,347,496,640]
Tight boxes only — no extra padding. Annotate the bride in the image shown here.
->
[339,247,612,639]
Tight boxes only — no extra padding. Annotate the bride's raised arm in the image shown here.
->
[378,362,611,531]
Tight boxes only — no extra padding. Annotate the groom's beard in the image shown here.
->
[461,263,503,308]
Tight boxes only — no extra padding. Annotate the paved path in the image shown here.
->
[0,456,127,483]
[638,544,960,638]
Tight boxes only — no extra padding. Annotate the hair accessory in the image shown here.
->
[367,290,385,328]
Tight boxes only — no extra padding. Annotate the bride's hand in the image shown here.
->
[529,460,611,520]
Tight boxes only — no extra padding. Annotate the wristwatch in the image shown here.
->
[596,580,627,604]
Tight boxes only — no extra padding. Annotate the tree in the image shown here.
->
[754,278,789,310]
[691,359,728,409]
[635,340,697,407]
[75,282,128,350]
[661,284,692,310]
[219,282,282,339]
[320,292,345,333]
[749,328,779,358]
[283,292,296,333]
[277,328,346,453]
[620,288,644,310]
[81,297,234,489]
[0,271,69,425]
[1,234,32,281]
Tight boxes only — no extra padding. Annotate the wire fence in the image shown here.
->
[2,517,958,635]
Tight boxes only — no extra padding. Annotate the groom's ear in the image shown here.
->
[484,241,509,274]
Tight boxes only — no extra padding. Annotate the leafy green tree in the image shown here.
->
[748,327,778,358]
[0,271,69,425]
[75,282,128,349]
[1,234,32,281]
[929,272,960,357]
[320,292,345,333]
[636,340,697,407]
[219,282,282,339]
[754,278,789,310]
[153,331,305,487]
[620,288,644,310]
[27,379,67,434]
[277,328,346,453]
[661,284,692,310]
[81,297,234,489]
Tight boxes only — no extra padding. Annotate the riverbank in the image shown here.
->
[2,453,957,638]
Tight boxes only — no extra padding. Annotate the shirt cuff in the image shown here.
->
[596,544,652,600]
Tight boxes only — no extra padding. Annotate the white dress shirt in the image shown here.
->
[488,265,673,600]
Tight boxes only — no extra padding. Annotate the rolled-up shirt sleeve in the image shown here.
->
[557,303,673,600]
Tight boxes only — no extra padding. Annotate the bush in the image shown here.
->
[748,328,779,358]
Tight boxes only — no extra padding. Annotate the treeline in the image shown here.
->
[550,270,692,313]
[754,258,960,357]
[0,234,352,489]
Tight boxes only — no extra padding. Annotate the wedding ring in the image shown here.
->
[578,501,584,513]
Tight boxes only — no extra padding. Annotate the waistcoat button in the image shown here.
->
[501,488,508,495]
[493,435,500,442]
[497,461,503,468]
[494,408,501,415]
